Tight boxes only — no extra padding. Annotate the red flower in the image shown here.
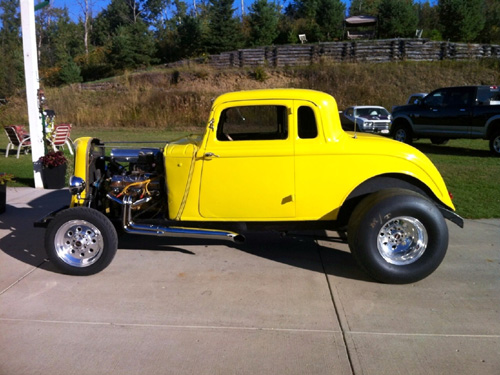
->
[39,151,68,168]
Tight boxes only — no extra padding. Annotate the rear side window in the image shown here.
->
[477,86,500,105]
[217,105,288,141]
[297,106,318,139]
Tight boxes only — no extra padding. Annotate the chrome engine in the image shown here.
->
[106,148,164,211]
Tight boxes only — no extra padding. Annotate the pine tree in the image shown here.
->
[248,0,280,46]
[0,0,24,97]
[206,0,242,54]
[378,0,418,38]
[438,0,485,42]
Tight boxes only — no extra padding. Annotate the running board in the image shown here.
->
[107,194,245,243]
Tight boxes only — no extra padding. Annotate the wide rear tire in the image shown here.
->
[348,189,448,284]
[45,207,118,276]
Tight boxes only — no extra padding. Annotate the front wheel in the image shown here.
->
[45,207,118,275]
[489,131,500,157]
[348,189,448,284]
[392,123,413,145]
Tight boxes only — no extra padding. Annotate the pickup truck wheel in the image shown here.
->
[490,131,500,156]
[392,124,413,145]
[347,189,448,284]
[45,207,118,276]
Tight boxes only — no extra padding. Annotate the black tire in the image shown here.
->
[392,122,413,145]
[45,207,118,276]
[430,137,449,145]
[347,189,448,284]
[489,131,500,157]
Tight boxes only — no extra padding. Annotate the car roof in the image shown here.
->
[348,105,387,109]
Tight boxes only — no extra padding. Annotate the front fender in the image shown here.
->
[70,137,104,207]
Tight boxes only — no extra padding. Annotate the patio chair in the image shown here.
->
[49,124,73,155]
[4,125,31,158]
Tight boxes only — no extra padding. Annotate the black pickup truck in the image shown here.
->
[391,85,500,156]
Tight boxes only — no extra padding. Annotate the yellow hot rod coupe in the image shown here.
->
[37,89,463,283]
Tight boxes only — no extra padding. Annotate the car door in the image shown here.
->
[416,87,473,137]
[199,101,296,219]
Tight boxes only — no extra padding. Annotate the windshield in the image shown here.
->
[355,107,389,117]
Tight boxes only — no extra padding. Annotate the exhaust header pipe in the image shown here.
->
[107,194,245,243]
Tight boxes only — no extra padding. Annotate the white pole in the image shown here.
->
[20,0,44,188]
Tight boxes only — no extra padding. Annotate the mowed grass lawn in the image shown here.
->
[0,127,498,219]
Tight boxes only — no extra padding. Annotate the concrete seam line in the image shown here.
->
[317,244,356,375]
[0,262,45,295]
[0,318,342,334]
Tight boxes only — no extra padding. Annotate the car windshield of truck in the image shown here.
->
[217,105,288,141]
[355,107,389,117]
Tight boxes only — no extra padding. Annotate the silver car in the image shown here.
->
[341,106,392,134]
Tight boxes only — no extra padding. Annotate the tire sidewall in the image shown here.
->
[349,190,448,284]
[392,123,412,145]
[490,131,500,156]
[45,207,118,276]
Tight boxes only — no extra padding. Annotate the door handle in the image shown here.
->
[204,152,219,158]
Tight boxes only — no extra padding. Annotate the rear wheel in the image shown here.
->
[348,189,448,284]
[489,131,500,157]
[392,123,413,145]
[45,207,118,276]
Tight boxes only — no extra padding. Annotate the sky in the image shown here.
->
[46,0,434,21]
[48,0,352,20]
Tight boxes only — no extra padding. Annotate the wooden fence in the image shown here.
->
[172,39,500,69]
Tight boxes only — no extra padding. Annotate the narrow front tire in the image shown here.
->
[45,207,118,276]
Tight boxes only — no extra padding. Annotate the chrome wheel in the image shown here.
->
[54,220,104,268]
[377,216,428,265]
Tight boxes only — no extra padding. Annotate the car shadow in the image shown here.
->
[118,230,372,282]
[413,142,491,158]
[0,188,372,282]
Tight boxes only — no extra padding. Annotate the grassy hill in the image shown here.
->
[1,59,499,218]
[1,59,499,129]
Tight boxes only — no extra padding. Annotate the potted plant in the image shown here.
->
[39,151,68,189]
[0,173,14,214]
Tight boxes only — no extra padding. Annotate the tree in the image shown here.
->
[438,0,485,42]
[177,14,205,57]
[247,0,280,46]
[0,0,24,97]
[349,0,381,16]
[477,0,500,43]
[59,58,83,84]
[206,0,242,53]
[417,1,441,40]
[377,0,418,38]
[109,22,157,69]
[316,0,345,40]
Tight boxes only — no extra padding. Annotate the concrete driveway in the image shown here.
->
[1,188,499,375]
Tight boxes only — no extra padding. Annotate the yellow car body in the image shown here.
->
[49,88,462,281]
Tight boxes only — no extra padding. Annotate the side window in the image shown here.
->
[445,88,473,108]
[424,90,447,107]
[298,106,318,139]
[217,105,288,141]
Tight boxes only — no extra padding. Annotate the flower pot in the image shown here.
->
[0,183,6,214]
[41,164,67,189]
